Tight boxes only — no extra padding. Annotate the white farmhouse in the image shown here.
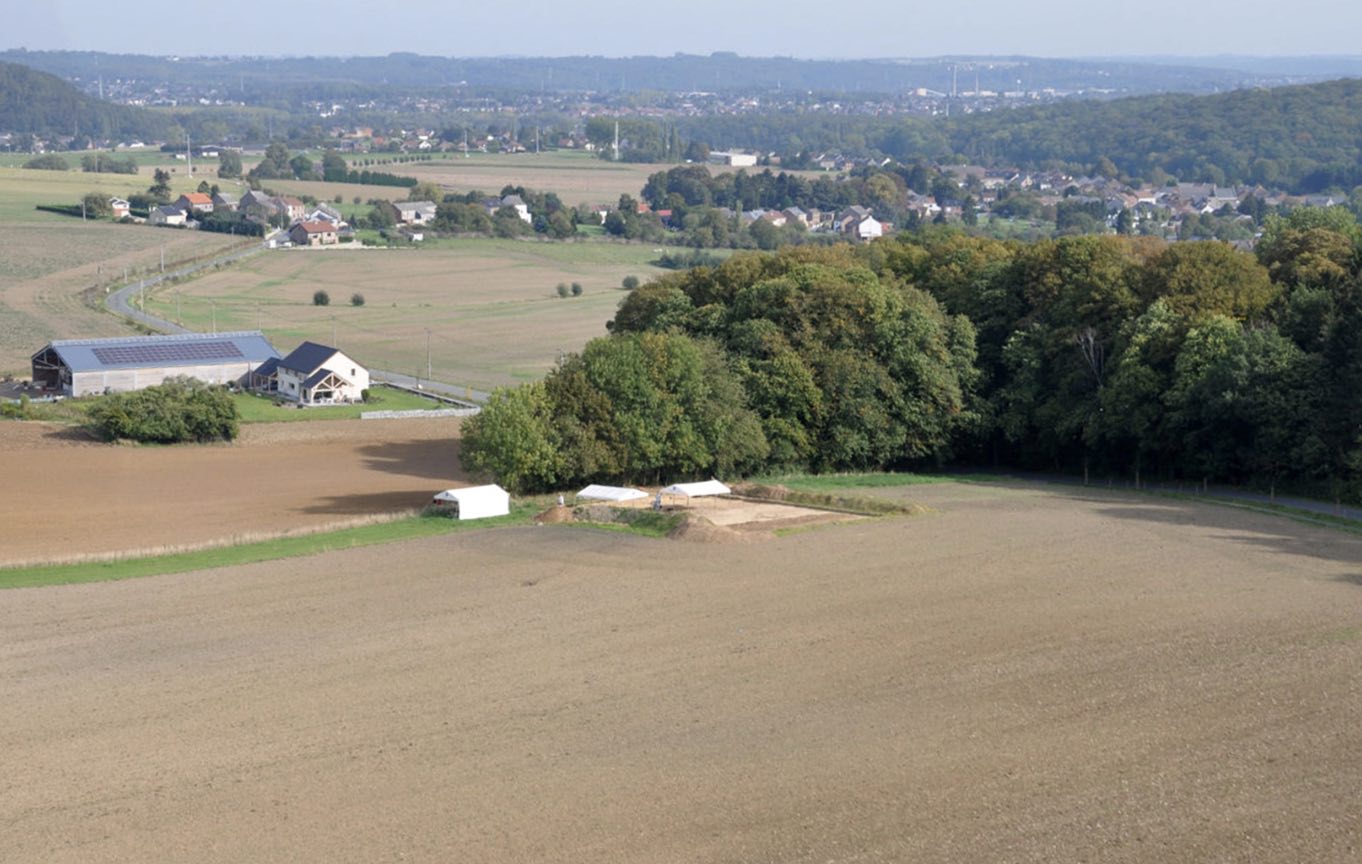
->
[271,341,370,404]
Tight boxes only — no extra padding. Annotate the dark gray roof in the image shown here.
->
[252,357,280,379]
[39,331,279,373]
[279,341,340,375]
[303,367,342,389]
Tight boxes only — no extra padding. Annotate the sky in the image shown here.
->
[8,0,1362,59]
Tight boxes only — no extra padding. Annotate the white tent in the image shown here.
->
[576,484,649,502]
[431,484,510,520]
[660,479,731,498]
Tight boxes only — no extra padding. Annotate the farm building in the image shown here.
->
[30,331,281,397]
[269,341,370,404]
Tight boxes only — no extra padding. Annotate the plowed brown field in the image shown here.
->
[5,482,1362,861]
[0,418,464,565]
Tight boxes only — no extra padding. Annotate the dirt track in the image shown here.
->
[0,418,464,565]
[4,482,1362,861]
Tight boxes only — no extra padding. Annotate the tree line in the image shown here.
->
[463,208,1362,504]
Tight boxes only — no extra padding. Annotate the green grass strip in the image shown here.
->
[0,504,540,590]
[756,471,1004,492]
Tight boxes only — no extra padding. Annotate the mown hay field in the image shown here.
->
[0,221,248,376]
[261,151,665,208]
[4,480,1362,861]
[397,150,673,204]
[0,164,239,222]
[142,239,672,390]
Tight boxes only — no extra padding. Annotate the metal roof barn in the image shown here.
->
[31,331,281,396]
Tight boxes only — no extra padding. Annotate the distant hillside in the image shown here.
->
[929,78,1362,192]
[0,61,171,139]
[0,50,1304,98]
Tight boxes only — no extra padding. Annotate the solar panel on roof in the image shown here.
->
[91,340,245,366]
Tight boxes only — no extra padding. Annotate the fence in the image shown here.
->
[360,407,480,420]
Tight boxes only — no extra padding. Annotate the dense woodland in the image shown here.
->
[647,81,1362,194]
[464,208,1362,503]
[0,61,172,141]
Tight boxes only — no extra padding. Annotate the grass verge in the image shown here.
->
[756,471,1004,492]
[0,502,541,590]
[231,385,445,422]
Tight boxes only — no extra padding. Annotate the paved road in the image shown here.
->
[367,370,492,405]
[106,239,269,334]
[104,238,491,404]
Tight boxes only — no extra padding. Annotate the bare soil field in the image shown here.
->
[401,151,675,205]
[141,240,667,389]
[4,481,1362,861]
[394,152,827,207]
[0,417,464,565]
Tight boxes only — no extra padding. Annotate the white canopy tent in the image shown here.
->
[660,479,732,499]
[431,484,510,520]
[576,484,649,502]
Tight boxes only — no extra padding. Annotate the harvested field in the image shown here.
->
[141,239,668,389]
[4,481,1362,861]
[0,417,464,566]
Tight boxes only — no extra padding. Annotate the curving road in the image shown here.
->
[106,238,268,335]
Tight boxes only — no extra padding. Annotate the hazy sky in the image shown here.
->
[8,0,1361,59]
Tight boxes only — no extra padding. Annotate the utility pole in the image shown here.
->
[425,328,432,381]
[160,246,165,273]
[211,299,217,334]
[176,290,181,324]
[186,131,192,177]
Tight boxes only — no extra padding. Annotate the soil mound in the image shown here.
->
[535,506,574,524]
[667,514,760,544]
[732,482,792,501]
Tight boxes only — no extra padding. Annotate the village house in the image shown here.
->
[239,189,280,218]
[108,197,130,219]
[148,205,187,227]
[288,220,339,247]
[500,194,532,223]
[174,192,213,214]
[277,196,307,223]
[211,191,238,211]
